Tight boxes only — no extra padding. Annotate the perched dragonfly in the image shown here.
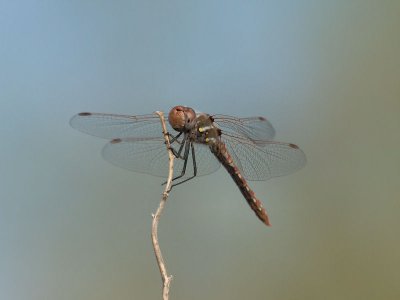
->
[70,106,306,226]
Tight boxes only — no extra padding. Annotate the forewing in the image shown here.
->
[70,112,170,139]
[213,114,276,141]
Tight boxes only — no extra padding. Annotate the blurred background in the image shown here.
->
[1,1,399,299]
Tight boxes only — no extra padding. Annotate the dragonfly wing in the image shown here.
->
[186,143,221,178]
[213,114,276,141]
[222,137,306,181]
[70,112,174,139]
[102,138,220,178]
[102,137,170,177]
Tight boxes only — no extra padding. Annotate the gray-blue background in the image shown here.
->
[1,1,399,299]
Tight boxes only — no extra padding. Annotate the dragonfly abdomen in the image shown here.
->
[210,141,271,226]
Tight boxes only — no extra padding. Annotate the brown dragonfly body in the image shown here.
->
[71,105,306,226]
[168,106,271,225]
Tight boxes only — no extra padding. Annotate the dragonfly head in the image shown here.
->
[168,106,196,132]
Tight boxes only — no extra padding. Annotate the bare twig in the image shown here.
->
[152,111,174,300]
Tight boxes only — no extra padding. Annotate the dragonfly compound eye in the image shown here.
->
[168,106,196,132]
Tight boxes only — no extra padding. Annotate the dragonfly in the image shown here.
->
[70,105,306,226]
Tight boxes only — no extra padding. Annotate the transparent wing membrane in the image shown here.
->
[222,137,306,180]
[71,109,305,182]
[102,137,220,178]
[213,114,276,141]
[70,112,170,139]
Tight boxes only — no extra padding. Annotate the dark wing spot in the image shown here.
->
[289,143,299,149]
[111,138,122,144]
[78,112,92,116]
[258,116,266,121]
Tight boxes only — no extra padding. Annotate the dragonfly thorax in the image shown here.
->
[194,114,221,145]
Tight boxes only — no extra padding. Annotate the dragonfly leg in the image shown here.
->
[161,139,190,186]
[168,131,182,144]
[170,142,198,188]
[169,133,187,159]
